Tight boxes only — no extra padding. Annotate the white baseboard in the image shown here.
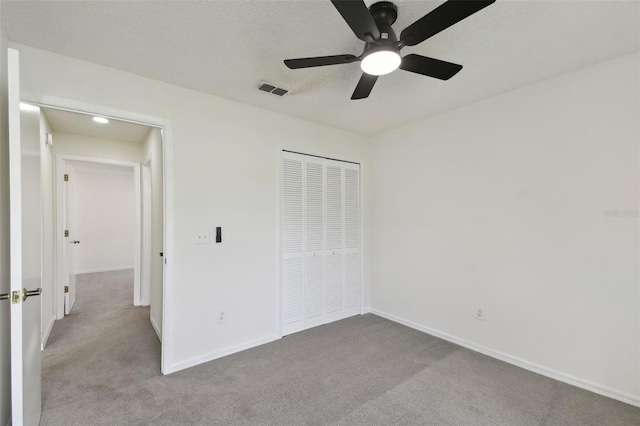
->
[167,334,280,374]
[367,307,640,408]
[75,266,133,275]
[41,315,56,350]
[150,314,161,342]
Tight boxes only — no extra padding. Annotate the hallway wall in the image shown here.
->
[73,164,135,274]
[52,131,143,163]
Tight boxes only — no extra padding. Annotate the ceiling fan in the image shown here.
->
[284,0,495,100]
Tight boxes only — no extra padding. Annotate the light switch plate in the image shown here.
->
[196,230,211,244]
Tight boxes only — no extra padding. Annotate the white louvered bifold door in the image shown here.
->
[324,160,344,321]
[304,157,325,329]
[281,152,305,335]
[343,162,361,315]
[281,153,360,336]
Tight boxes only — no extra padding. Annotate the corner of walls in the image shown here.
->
[0,24,12,426]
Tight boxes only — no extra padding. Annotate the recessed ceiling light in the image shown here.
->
[92,116,109,124]
[19,102,39,112]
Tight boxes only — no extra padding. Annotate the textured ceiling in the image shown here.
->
[2,1,639,135]
[42,107,151,143]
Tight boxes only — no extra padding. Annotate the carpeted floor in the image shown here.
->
[41,270,640,425]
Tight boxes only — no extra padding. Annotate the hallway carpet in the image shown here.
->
[41,271,639,425]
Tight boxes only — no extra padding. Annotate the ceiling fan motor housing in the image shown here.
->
[363,2,400,56]
[370,1,398,27]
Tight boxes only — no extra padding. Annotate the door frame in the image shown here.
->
[23,95,173,374]
[56,155,142,312]
[276,147,366,338]
[141,156,152,307]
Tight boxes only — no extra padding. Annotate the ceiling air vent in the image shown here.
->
[257,81,289,97]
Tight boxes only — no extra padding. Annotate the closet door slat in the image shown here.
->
[281,155,305,331]
[345,167,360,250]
[282,158,303,254]
[304,158,325,323]
[305,161,324,252]
[343,164,361,311]
[325,162,343,314]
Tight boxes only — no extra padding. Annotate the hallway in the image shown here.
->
[41,270,161,424]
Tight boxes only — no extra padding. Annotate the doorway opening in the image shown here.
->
[37,105,166,356]
[56,157,140,314]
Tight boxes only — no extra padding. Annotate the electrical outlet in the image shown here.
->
[475,306,485,321]
[196,230,210,244]
[217,310,226,324]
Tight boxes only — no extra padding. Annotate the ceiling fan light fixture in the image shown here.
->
[360,49,401,76]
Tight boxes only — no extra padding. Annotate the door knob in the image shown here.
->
[0,289,42,303]
[23,288,42,301]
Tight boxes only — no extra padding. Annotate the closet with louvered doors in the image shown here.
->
[281,151,361,336]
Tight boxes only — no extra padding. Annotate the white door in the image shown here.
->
[280,152,361,336]
[8,47,43,426]
[281,153,305,335]
[324,160,344,322]
[342,162,361,315]
[63,163,77,314]
[303,157,325,329]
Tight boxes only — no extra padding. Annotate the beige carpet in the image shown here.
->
[40,270,640,425]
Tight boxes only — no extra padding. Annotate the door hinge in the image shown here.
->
[64,230,69,237]
[11,290,21,304]
[64,174,69,182]
[64,286,69,293]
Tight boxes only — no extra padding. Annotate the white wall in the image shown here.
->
[0,25,11,426]
[52,131,143,163]
[72,164,135,274]
[15,44,371,373]
[40,113,55,348]
[4,36,636,413]
[369,53,640,404]
[143,128,163,339]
